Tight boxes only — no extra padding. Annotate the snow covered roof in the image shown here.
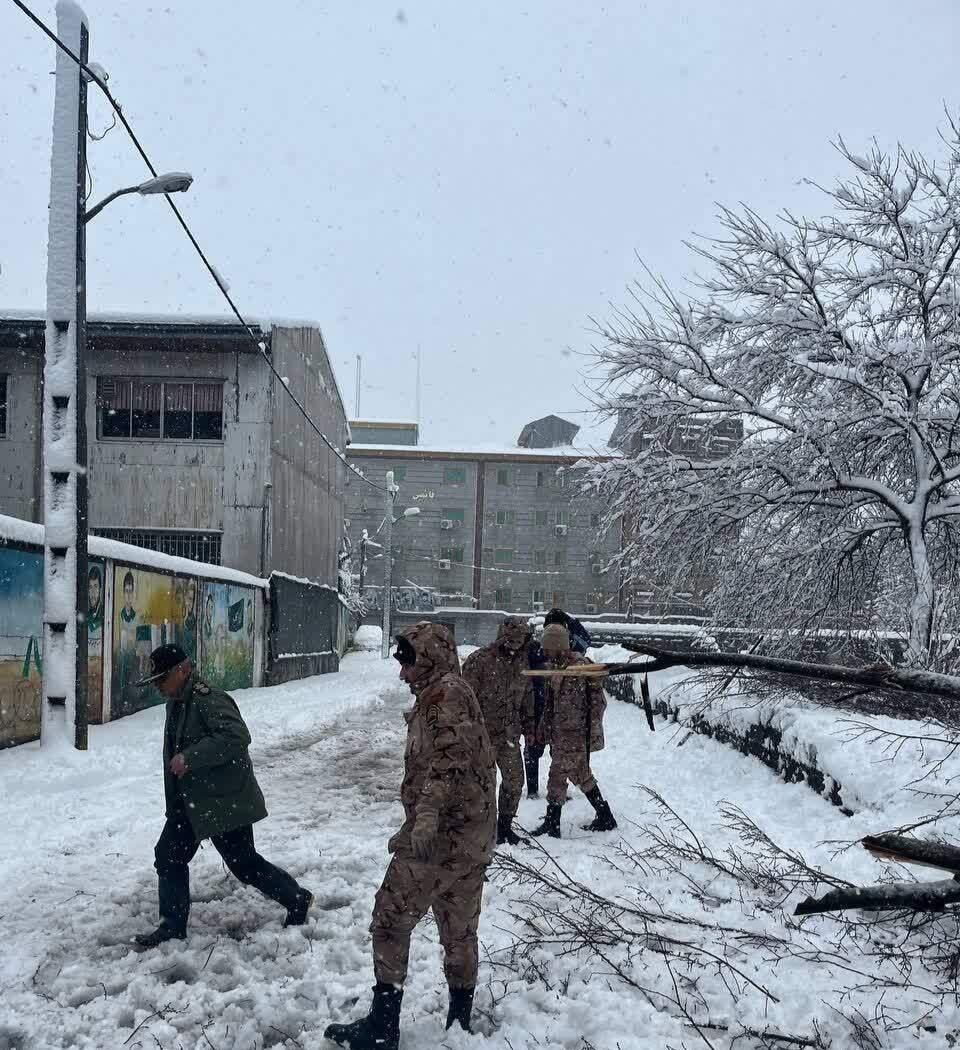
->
[0,308,326,331]
[349,418,419,427]
[347,442,617,461]
[0,513,267,588]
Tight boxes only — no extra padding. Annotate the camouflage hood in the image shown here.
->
[396,621,461,690]
[495,616,533,653]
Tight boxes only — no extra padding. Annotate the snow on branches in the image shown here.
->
[591,122,960,669]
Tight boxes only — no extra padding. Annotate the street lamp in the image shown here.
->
[42,3,192,749]
[84,172,193,223]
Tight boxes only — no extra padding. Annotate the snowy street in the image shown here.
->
[3,646,955,1050]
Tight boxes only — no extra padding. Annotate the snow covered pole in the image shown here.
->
[380,472,395,659]
[42,0,89,750]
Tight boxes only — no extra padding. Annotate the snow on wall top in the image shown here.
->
[0,513,267,589]
[348,442,617,459]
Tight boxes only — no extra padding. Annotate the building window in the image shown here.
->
[590,512,601,527]
[495,549,513,565]
[495,588,512,607]
[554,551,565,567]
[555,509,567,526]
[533,589,546,605]
[92,527,222,565]
[551,591,565,608]
[98,378,224,441]
[534,550,546,566]
[441,547,464,563]
[392,465,407,482]
[441,507,465,522]
[552,471,566,489]
[495,509,515,526]
[535,510,548,526]
[0,375,7,436]
[444,467,466,485]
[536,470,545,488]
[497,468,509,485]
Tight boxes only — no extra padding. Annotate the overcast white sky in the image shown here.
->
[1,1,957,445]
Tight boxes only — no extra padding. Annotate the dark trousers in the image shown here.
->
[524,742,545,795]
[155,807,301,933]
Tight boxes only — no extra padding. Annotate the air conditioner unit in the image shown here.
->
[585,604,597,614]
[438,559,452,570]
[532,602,545,613]
[555,524,568,537]
[440,519,454,530]
[453,519,464,528]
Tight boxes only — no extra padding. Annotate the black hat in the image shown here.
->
[393,635,416,666]
[138,644,188,686]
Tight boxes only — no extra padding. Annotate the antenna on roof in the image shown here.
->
[415,345,422,429]
[355,355,361,418]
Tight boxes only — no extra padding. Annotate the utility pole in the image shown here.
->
[380,471,396,658]
[42,0,89,750]
[355,355,361,418]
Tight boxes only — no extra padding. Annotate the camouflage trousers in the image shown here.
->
[546,748,597,805]
[371,856,488,988]
[493,737,525,820]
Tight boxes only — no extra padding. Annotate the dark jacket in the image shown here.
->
[163,676,267,841]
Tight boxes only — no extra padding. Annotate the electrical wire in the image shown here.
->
[10,0,387,493]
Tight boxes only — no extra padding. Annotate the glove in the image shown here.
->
[410,812,439,862]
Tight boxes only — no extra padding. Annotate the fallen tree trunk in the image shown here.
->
[795,878,960,916]
[863,834,960,875]
[525,645,960,705]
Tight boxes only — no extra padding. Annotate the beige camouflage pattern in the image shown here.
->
[543,649,607,805]
[370,622,496,988]
[371,857,486,987]
[462,618,534,820]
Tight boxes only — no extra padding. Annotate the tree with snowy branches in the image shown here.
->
[590,122,960,670]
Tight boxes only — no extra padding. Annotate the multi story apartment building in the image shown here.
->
[345,415,621,616]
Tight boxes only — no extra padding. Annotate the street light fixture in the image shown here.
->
[84,171,193,223]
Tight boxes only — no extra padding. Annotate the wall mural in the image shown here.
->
[86,559,106,722]
[200,581,256,691]
[112,565,198,718]
[0,547,43,748]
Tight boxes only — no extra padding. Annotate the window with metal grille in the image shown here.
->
[495,588,511,606]
[97,378,224,441]
[495,549,513,565]
[92,528,222,566]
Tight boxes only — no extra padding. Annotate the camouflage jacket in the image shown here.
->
[543,652,606,755]
[394,623,497,866]
[462,619,535,745]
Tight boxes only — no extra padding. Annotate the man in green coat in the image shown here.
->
[134,645,313,948]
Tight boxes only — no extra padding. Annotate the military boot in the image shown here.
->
[530,802,562,839]
[324,982,402,1050]
[445,986,475,1032]
[496,812,524,847]
[582,786,618,832]
[133,923,186,949]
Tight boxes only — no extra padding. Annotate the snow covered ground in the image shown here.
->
[2,649,959,1049]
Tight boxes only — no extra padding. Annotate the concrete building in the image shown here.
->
[345,417,622,616]
[0,314,349,582]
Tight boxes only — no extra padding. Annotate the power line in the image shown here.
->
[10,0,386,494]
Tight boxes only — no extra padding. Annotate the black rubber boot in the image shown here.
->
[496,812,524,847]
[445,986,475,1032]
[133,923,185,949]
[283,888,314,927]
[324,982,402,1050]
[582,786,618,832]
[530,803,562,839]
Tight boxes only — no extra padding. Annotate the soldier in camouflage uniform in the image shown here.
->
[531,624,618,839]
[462,616,535,845]
[325,622,496,1050]
[133,645,313,949]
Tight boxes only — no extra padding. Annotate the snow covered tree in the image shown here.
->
[591,124,960,668]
